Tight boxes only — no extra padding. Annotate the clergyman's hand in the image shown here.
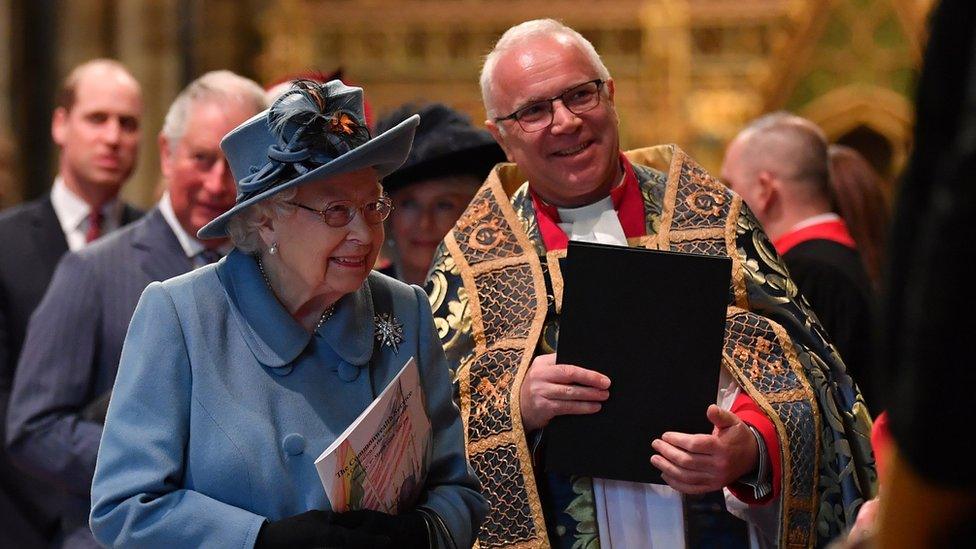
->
[519,353,610,432]
[649,404,758,494]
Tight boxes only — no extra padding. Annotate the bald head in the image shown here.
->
[724,112,830,198]
[721,112,833,237]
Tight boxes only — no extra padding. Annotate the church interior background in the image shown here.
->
[0,0,936,210]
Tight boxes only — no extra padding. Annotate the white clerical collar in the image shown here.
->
[50,176,122,251]
[557,195,628,245]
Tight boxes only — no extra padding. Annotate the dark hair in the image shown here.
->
[828,145,890,289]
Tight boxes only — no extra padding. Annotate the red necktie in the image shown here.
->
[85,209,104,243]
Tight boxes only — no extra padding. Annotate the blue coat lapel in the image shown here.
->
[216,250,375,369]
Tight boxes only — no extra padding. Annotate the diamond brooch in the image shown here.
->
[374,313,404,353]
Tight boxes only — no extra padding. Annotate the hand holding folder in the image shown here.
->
[544,241,732,484]
[519,352,610,433]
[649,403,760,493]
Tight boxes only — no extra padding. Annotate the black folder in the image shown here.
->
[544,240,732,484]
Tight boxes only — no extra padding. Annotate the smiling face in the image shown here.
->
[161,99,258,246]
[389,175,480,283]
[268,168,385,301]
[485,35,621,207]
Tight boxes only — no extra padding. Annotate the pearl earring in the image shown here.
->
[268,241,278,255]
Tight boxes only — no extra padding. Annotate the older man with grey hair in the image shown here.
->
[5,70,265,548]
[428,18,875,549]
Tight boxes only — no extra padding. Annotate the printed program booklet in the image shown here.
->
[315,357,432,513]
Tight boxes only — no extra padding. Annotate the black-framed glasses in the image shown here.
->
[287,196,394,227]
[493,79,605,132]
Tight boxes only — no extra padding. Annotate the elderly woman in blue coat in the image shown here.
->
[89,80,487,548]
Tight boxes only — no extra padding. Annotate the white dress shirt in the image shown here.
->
[49,177,122,251]
[158,192,232,267]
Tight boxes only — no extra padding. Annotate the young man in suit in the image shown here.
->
[721,113,877,411]
[5,70,266,548]
[0,58,143,547]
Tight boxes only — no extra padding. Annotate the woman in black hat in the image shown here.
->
[376,103,505,285]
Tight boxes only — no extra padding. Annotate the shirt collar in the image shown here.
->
[159,192,234,261]
[787,212,842,233]
[50,176,122,250]
[50,176,120,230]
[529,153,645,250]
[216,249,375,368]
[158,192,205,259]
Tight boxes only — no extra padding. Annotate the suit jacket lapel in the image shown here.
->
[132,208,193,282]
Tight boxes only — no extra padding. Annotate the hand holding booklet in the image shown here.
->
[315,357,432,513]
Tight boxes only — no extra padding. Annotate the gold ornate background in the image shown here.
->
[0,0,935,208]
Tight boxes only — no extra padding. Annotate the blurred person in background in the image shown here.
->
[722,113,878,412]
[872,0,976,544]
[827,144,890,293]
[6,70,265,548]
[0,58,143,548]
[375,103,504,285]
[0,132,15,209]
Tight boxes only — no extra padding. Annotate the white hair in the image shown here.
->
[225,188,298,254]
[161,70,267,144]
[480,19,611,118]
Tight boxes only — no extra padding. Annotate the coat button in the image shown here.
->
[337,362,360,382]
[282,433,305,456]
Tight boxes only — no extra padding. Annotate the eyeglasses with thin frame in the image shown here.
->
[493,79,605,133]
[286,196,394,228]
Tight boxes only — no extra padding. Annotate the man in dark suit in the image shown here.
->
[0,59,143,547]
[5,70,266,548]
[721,112,877,411]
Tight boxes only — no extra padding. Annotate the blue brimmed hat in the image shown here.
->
[198,79,419,239]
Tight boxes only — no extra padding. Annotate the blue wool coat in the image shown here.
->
[89,249,486,548]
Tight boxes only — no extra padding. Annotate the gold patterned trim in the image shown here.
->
[447,170,551,548]
[722,307,820,549]
[638,234,660,250]
[765,388,810,403]
[468,254,540,275]
[656,145,683,246]
[726,195,750,309]
[668,227,727,242]
[468,432,523,456]
[769,318,822,549]
[545,250,565,314]
[486,176,551,547]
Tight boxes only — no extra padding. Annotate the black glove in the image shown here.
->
[331,509,429,549]
[82,390,112,424]
[254,509,390,549]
